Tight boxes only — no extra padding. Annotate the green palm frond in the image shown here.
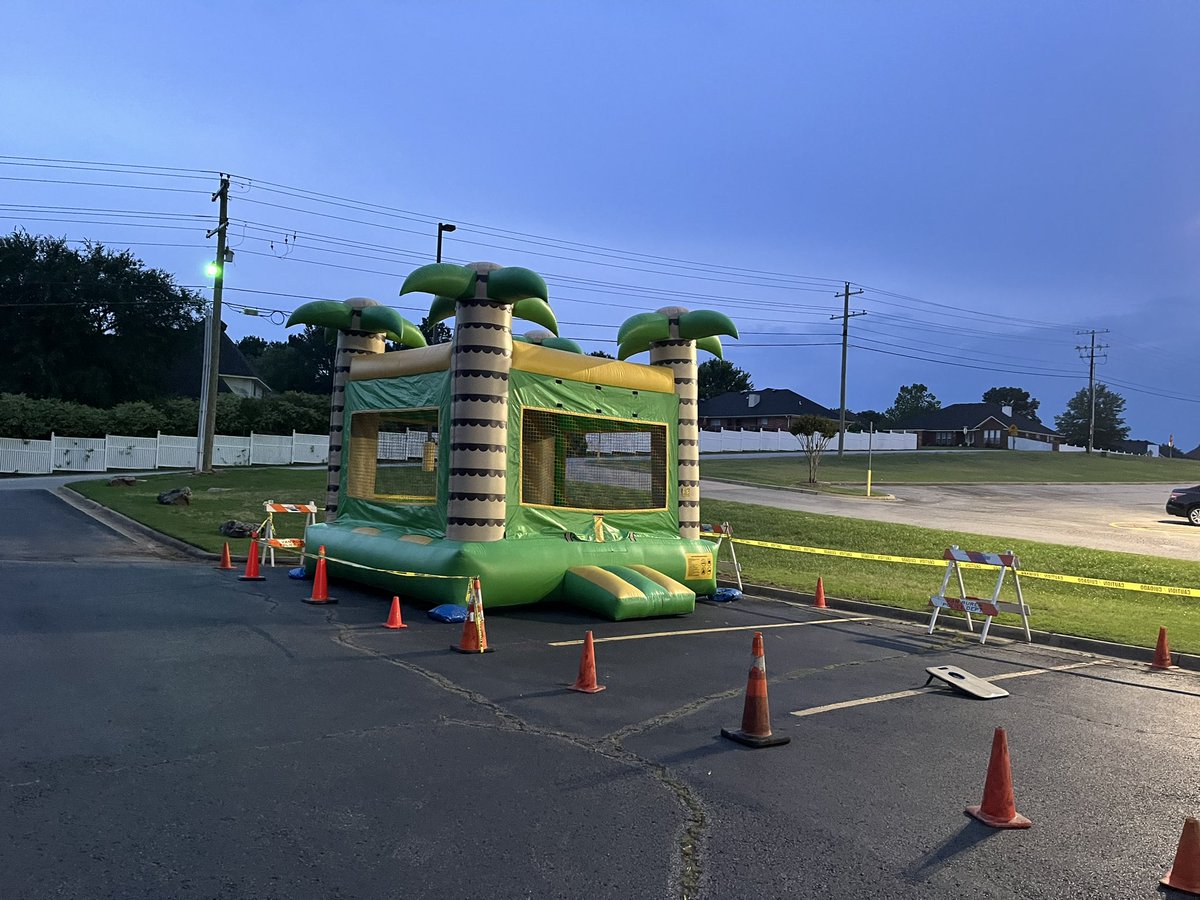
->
[616,311,668,344]
[695,335,723,359]
[400,263,477,299]
[512,296,559,334]
[287,300,353,331]
[427,295,458,325]
[678,309,738,341]
[359,306,427,347]
[487,266,548,303]
[540,336,583,354]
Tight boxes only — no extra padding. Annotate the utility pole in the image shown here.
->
[1074,328,1109,454]
[197,174,231,474]
[831,281,865,458]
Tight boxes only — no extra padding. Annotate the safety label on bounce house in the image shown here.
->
[686,553,714,580]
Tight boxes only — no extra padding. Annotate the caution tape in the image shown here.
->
[730,537,1200,599]
[319,551,473,582]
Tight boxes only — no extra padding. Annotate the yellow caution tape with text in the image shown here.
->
[729,537,1200,599]
[319,551,472,581]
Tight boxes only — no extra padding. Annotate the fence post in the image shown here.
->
[50,431,57,472]
[154,431,161,470]
[249,431,256,467]
[291,430,298,465]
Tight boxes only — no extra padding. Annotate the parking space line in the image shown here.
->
[788,660,1102,718]
[548,616,873,647]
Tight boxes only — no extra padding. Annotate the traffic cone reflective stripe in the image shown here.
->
[1151,626,1175,670]
[1162,817,1200,895]
[382,596,407,629]
[569,631,605,693]
[721,632,790,748]
[966,727,1031,828]
[814,576,826,609]
[238,533,266,581]
[303,545,336,604]
[215,542,234,570]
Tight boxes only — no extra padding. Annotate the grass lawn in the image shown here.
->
[700,450,1200,488]
[68,467,1200,652]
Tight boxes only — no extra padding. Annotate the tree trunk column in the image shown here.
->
[325,312,385,523]
[650,313,700,539]
[447,271,512,542]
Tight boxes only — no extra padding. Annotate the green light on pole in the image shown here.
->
[205,261,220,278]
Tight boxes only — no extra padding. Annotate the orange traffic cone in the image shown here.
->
[814,576,827,609]
[966,727,1031,828]
[569,631,606,693]
[238,532,266,581]
[303,545,335,605]
[451,577,492,653]
[382,596,408,630]
[1162,817,1200,894]
[721,632,790,748]
[1150,626,1175,670]
[215,542,234,571]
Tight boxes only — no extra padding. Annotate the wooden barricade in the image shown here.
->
[928,546,1030,644]
[258,500,320,567]
[702,521,743,590]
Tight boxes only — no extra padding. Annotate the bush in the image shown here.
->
[0,392,330,440]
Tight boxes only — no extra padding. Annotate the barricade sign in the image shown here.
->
[928,546,1031,645]
[258,500,320,567]
[702,521,742,590]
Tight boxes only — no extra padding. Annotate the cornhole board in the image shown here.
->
[924,665,1010,699]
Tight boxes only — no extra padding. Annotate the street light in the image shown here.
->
[436,222,456,263]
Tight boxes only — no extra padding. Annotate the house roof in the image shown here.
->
[166,322,271,397]
[699,388,844,421]
[893,403,1060,437]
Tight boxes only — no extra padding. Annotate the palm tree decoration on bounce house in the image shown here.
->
[286,297,426,521]
[617,307,739,539]
[399,262,558,542]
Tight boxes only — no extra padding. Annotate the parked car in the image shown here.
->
[1166,485,1200,525]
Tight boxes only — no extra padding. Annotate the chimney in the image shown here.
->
[747,393,760,408]
[1001,404,1013,418]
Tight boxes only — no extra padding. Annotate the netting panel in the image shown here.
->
[521,409,668,511]
[346,409,440,504]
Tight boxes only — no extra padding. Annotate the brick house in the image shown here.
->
[892,403,1061,449]
[698,389,847,432]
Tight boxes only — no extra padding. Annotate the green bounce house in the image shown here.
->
[289,261,738,620]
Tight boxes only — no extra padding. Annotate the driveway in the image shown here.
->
[703,480,1200,560]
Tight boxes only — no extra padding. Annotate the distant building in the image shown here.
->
[698,389,847,432]
[892,402,1061,449]
[167,322,272,399]
[1112,439,1158,457]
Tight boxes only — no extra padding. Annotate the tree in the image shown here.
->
[885,383,940,425]
[588,350,615,359]
[237,327,335,394]
[982,386,1040,421]
[237,335,269,358]
[789,415,839,484]
[418,315,452,345]
[0,230,205,406]
[1054,383,1129,450]
[618,307,739,539]
[698,358,753,401]
[851,409,888,431]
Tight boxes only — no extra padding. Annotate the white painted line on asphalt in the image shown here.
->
[548,616,873,647]
[788,660,1102,718]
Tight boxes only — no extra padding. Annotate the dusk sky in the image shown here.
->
[5,3,1198,449]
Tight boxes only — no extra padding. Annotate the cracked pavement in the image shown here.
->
[3,487,1199,898]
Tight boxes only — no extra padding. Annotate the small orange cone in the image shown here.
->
[966,727,1031,828]
[215,542,234,570]
[721,632,790,748]
[813,576,827,609]
[1150,626,1175,670]
[568,631,606,693]
[382,596,408,630]
[238,532,266,582]
[451,577,492,653]
[1162,817,1200,894]
[303,545,336,605]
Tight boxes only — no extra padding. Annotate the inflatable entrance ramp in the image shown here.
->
[564,565,695,620]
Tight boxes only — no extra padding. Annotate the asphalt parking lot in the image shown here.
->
[4,487,1200,899]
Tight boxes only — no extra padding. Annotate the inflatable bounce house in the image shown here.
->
[287,261,737,620]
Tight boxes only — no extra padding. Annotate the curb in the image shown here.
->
[732,580,1200,673]
[56,486,216,561]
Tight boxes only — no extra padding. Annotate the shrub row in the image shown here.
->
[0,392,330,440]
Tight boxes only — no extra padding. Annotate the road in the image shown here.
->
[4,486,1200,898]
[703,480,1200,560]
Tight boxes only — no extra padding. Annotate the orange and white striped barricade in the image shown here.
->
[927,546,1030,645]
[258,499,320,568]
[702,521,743,590]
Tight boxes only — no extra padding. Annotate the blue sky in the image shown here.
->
[4,2,1198,448]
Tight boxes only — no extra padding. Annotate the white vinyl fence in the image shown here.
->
[0,431,329,475]
[699,428,917,453]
